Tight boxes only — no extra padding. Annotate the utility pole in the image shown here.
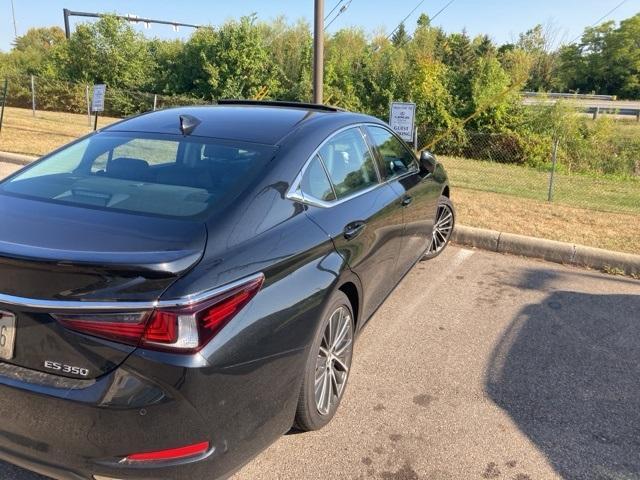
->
[313,0,324,104]
[10,0,18,39]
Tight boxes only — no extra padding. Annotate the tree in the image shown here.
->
[441,31,476,116]
[410,57,456,133]
[147,39,187,94]
[417,14,430,29]
[517,23,560,91]
[324,28,368,109]
[13,27,65,52]
[555,14,640,98]
[474,35,497,58]
[185,15,279,99]
[261,17,312,101]
[603,14,640,98]
[0,27,66,75]
[469,56,519,130]
[517,25,546,53]
[391,22,410,47]
[55,16,152,89]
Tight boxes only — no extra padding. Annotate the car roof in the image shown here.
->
[103,104,382,145]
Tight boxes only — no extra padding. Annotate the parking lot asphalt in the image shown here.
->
[1,246,639,480]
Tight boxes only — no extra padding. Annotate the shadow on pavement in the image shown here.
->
[486,280,640,480]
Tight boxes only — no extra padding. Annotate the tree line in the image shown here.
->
[0,12,638,176]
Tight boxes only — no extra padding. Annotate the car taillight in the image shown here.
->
[55,274,264,353]
[123,441,210,462]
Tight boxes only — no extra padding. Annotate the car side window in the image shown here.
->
[299,155,336,202]
[319,128,379,199]
[366,126,418,180]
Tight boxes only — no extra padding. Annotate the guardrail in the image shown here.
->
[521,92,640,121]
[522,91,617,101]
[585,106,640,121]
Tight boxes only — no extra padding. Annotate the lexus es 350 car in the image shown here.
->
[0,100,454,480]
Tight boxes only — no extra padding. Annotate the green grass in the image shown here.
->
[441,156,640,215]
[606,120,640,140]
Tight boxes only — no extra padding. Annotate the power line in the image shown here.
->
[324,0,345,21]
[567,0,629,44]
[386,0,426,40]
[10,0,18,38]
[430,0,457,23]
[387,0,457,48]
[325,0,353,30]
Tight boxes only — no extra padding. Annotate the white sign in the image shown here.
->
[91,84,106,112]
[389,102,416,142]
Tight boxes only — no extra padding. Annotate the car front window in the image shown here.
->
[367,126,418,179]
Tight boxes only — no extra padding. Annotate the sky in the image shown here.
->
[1,0,638,52]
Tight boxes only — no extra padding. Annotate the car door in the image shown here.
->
[365,125,442,276]
[294,126,405,321]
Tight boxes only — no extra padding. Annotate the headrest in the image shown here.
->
[203,144,237,159]
[107,157,151,181]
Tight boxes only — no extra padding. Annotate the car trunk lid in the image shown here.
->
[0,195,207,379]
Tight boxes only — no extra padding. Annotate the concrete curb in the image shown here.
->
[0,151,37,166]
[452,225,640,277]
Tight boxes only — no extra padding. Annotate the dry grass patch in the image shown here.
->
[453,188,640,255]
[0,107,119,156]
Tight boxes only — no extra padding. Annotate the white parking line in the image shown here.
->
[450,248,475,268]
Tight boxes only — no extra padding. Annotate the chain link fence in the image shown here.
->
[418,126,640,217]
[1,74,208,117]
[0,74,209,156]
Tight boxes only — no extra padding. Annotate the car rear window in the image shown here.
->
[0,132,277,219]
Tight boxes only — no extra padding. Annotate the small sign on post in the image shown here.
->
[30,75,36,117]
[0,78,8,134]
[91,84,106,131]
[389,102,416,143]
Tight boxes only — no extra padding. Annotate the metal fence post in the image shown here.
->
[0,78,8,134]
[547,137,560,202]
[30,75,36,117]
[85,85,91,127]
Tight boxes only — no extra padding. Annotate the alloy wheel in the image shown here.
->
[314,305,353,416]
[427,203,454,256]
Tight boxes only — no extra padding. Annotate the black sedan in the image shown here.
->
[0,100,454,480]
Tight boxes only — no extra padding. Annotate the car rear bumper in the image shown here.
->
[0,345,305,480]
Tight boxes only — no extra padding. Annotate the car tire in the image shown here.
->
[294,290,354,432]
[422,195,455,260]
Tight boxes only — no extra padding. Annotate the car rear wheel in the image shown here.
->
[294,291,354,431]
[423,195,455,260]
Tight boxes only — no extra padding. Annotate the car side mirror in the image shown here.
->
[419,151,438,175]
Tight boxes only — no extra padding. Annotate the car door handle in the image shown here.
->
[343,221,366,240]
[401,196,413,206]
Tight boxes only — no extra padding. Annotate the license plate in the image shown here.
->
[0,311,16,360]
